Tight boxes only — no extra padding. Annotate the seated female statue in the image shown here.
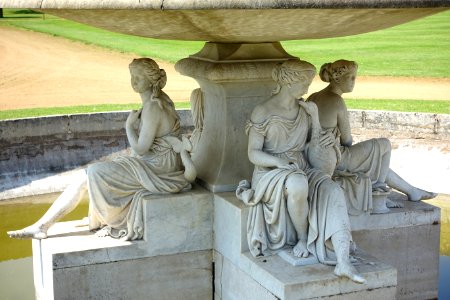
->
[8,58,196,240]
[237,59,365,283]
[307,60,436,214]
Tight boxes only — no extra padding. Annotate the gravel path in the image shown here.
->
[1,26,449,111]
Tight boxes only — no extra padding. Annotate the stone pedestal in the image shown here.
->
[213,192,398,300]
[175,42,295,192]
[350,192,441,300]
[32,189,440,299]
[32,186,213,300]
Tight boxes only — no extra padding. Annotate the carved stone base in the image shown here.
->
[175,42,296,192]
[213,193,397,299]
[31,189,439,300]
[32,186,213,300]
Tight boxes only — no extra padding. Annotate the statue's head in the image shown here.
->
[129,58,167,97]
[271,59,316,95]
[319,60,358,93]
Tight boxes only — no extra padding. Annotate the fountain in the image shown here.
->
[1,0,448,299]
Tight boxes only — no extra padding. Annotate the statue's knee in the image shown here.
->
[87,162,102,177]
[378,138,391,153]
[285,175,308,201]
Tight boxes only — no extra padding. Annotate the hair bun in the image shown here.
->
[158,69,167,89]
[319,63,332,83]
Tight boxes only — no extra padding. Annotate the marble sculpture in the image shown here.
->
[8,58,196,240]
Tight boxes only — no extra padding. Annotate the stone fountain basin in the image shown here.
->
[2,0,448,42]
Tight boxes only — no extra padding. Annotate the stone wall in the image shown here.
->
[0,110,193,177]
[0,109,448,178]
[348,110,449,138]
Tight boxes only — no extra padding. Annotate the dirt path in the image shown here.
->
[0,26,449,111]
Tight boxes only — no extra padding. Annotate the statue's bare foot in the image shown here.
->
[334,262,366,284]
[408,188,438,202]
[94,227,111,238]
[386,198,404,208]
[7,225,48,240]
[293,240,309,258]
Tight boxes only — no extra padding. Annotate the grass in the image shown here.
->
[0,99,448,120]
[0,9,448,118]
[283,10,450,78]
[0,102,192,120]
[0,9,203,64]
[345,99,450,114]
[1,9,449,77]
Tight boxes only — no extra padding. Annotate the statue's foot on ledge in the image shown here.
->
[408,188,438,202]
[293,240,309,258]
[7,224,48,240]
[334,262,366,284]
[386,198,404,208]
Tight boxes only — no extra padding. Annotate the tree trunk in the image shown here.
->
[0,8,4,18]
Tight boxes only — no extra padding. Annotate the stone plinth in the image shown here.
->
[213,193,398,300]
[350,192,441,300]
[32,186,213,300]
[175,42,294,192]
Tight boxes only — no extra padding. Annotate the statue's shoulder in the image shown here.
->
[250,103,272,124]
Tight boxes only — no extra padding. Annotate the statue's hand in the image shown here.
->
[276,159,298,170]
[319,130,335,148]
[126,109,141,128]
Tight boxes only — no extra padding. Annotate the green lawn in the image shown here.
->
[0,102,192,120]
[1,9,449,77]
[0,99,448,120]
[0,9,449,118]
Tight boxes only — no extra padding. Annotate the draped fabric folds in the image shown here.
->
[331,129,386,215]
[87,120,191,240]
[237,106,351,265]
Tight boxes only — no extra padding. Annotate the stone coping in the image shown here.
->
[1,0,448,9]
[1,2,447,42]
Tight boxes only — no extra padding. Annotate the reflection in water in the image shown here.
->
[0,193,89,261]
[0,193,448,298]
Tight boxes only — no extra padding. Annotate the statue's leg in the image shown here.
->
[8,174,87,239]
[332,230,366,284]
[377,138,391,185]
[386,169,437,201]
[285,173,309,258]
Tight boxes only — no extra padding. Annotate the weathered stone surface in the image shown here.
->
[351,193,441,300]
[349,110,450,136]
[214,250,396,300]
[176,47,286,191]
[215,191,440,299]
[1,1,447,42]
[51,250,212,300]
[31,187,214,299]
[143,185,213,255]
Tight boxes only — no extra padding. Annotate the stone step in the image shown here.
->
[32,185,214,300]
[214,250,397,300]
[213,192,397,299]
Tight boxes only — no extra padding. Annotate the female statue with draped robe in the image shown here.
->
[8,58,196,240]
[307,59,436,215]
[237,59,365,284]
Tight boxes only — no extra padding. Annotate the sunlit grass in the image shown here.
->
[0,102,192,120]
[1,9,449,77]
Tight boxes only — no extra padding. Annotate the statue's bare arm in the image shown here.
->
[126,101,160,155]
[336,98,352,147]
